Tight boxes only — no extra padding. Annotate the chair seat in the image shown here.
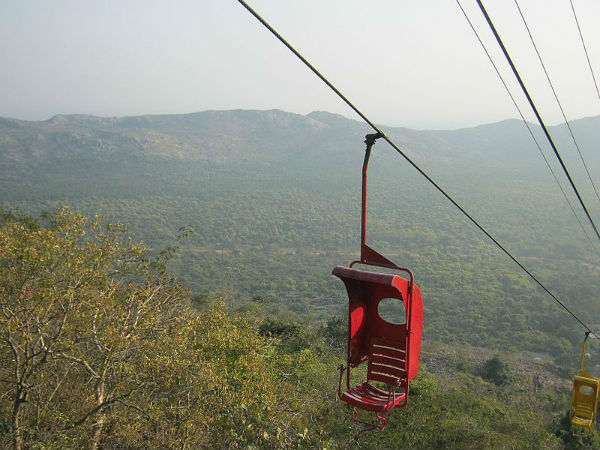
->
[571,415,594,428]
[340,382,405,412]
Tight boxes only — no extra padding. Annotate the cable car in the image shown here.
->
[570,332,600,429]
[334,133,423,431]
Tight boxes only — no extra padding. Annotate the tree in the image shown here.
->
[0,207,323,449]
[479,355,512,386]
[0,208,189,449]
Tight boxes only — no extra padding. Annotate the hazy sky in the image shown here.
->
[1,0,599,129]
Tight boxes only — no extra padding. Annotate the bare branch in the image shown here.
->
[69,392,132,428]
[55,353,99,378]
[5,334,21,383]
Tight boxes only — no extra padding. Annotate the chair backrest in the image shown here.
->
[367,336,407,387]
[332,265,423,380]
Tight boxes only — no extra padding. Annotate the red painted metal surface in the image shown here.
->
[334,133,424,429]
[341,381,406,413]
[333,266,423,380]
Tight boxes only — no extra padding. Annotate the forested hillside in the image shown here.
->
[2,110,600,354]
[2,109,600,448]
[0,208,590,449]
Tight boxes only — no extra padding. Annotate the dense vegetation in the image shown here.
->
[2,208,596,449]
[5,159,600,363]
[2,109,600,448]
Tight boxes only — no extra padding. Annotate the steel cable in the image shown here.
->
[514,0,600,206]
[235,0,598,334]
[476,0,600,243]
[456,0,600,260]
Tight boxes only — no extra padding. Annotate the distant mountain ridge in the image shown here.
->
[1,109,599,170]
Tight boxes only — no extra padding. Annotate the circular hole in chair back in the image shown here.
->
[378,298,406,325]
[580,384,595,396]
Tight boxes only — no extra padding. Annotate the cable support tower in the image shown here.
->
[514,0,600,206]
[455,0,600,261]
[476,0,600,244]
[236,0,598,335]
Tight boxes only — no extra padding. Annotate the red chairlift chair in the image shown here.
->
[333,133,423,431]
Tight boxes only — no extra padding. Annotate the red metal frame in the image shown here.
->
[355,133,411,271]
[333,133,423,431]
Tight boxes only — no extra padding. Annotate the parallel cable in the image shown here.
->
[476,0,600,243]
[514,0,600,206]
[456,0,600,260]
[569,0,600,101]
[236,0,597,334]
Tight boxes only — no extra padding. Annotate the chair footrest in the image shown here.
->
[340,382,405,412]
